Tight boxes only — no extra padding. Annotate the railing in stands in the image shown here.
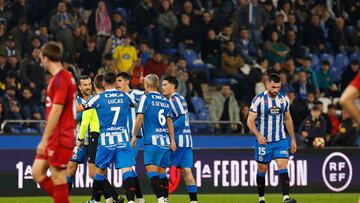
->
[0,120,46,134]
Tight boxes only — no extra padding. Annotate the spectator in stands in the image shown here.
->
[327,104,340,136]
[302,14,325,53]
[279,1,292,22]
[248,57,268,94]
[2,85,21,119]
[111,10,127,31]
[177,57,188,73]
[10,0,31,28]
[239,104,250,133]
[201,29,221,67]
[70,0,86,27]
[0,71,21,96]
[113,35,138,73]
[255,74,268,95]
[282,58,296,82]
[293,70,316,101]
[131,59,144,89]
[36,24,51,47]
[0,19,7,48]
[268,61,282,75]
[20,87,44,120]
[284,13,299,34]
[87,1,112,53]
[144,51,168,79]
[0,53,6,83]
[262,12,286,42]
[264,31,289,65]
[316,101,333,140]
[316,60,337,96]
[97,53,117,75]
[180,1,202,25]
[297,56,319,92]
[19,48,44,101]
[341,59,359,92]
[217,25,234,49]
[5,55,19,74]
[174,13,199,55]
[104,26,124,55]
[156,0,178,50]
[133,0,158,48]
[78,37,101,78]
[10,18,35,57]
[0,0,12,23]
[198,10,217,38]
[49,1,75,59]
[298,106,326,148]
[1,35,21,61]
[138,41,151,66]
[221,41,245,80]
[72,27,85,60]
[329,17,346,53]
[305,91,317,111]
[351,19,360,50]
[209,84,240,133]
[335,110,359,146]
[0,99,5,131]
[288,90,308,130]
[285,29,304,61]
[234,26,257,64]
[280,72,294,94]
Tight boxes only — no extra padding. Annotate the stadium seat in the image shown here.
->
[350,52,360,61]
[318,97,332,113]
[22,128,39,134]
[9,125,22,134]
[211,78,232,86]
[308,53,320,68]
[320,53,335,65]
[191,97,206,113]
[335,53,350,71]
[161,48,178,56]
[183,49,198,65]
[330,66,343,83]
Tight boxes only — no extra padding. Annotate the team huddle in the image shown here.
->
[31,42,299,203]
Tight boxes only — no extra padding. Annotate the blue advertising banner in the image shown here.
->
[0,148,359,196]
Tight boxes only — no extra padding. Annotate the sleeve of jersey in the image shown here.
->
[79,109,92,140]
[169,96,185,118]
[85,94,100,109]
[52,74,69,105]
[350,72,360,90]
[126,93,136,107]
[89,110,100,133]
[137,95,148,114]
[249,96,260,113]
[284,96,290,112]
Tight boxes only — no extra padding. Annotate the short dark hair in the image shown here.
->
[94,74,104,89]
[41,42,63,62]
[78,75,91,84]
[104,72,117,84]
[328,104,336,109]
[117,72,130,81]
[103,53,113,61]
[311,106,320,111]
[321,60,330,66]
[163,76,178,89]
[269,73,281,83]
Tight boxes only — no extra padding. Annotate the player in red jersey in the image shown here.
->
[31,42,77,203]
[340,72,360,124]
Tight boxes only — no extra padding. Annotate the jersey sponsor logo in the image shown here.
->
[268,106,281,115]
[122,53,130,60]
[280,150,288,155]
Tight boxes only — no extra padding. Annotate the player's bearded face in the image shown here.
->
[267,81,281,97]
[80,79,92,96]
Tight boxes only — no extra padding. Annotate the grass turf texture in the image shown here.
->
[0,194,359,203]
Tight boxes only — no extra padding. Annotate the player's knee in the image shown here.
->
[88,164,96,178]
[32,167,45,183]
[257,164,268,173]
[181,168,193,178]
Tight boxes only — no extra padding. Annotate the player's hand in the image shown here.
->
[170,142,177,152]
[290,140,297,154]
[257,136,267,145]
[36,140,47,155]
[131,136,137,149]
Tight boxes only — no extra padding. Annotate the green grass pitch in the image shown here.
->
[0,194,359,203]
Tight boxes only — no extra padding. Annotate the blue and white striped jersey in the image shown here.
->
[169,92,193,148]
[76,95,90,145]
[137,91,172,147]
[127,89,144,137]
[86,89,135,146]
[249,91,290,142]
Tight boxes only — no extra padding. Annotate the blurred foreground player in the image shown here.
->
[340,72,360,124]
[247,73,297,203]
[32,42,77,203]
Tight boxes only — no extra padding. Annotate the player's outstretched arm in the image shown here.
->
[131,114,144,148]
[167,117,176,152]
[247,111,267,145]
[37,104,64,155]
[77,109,93,148]
[284,111,297,154]
[340,85,360,124]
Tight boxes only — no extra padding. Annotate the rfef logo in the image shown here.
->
[322,152,353,192]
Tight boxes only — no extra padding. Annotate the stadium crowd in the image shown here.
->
[0,0,359,147]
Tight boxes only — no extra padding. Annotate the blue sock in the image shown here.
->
[146,171,158,180]
[66,176,74,184]
[277,169,288,175]
[257,171,266,177]
[123,171,134,180]
[95,174,105,181]
[159,173,167,179]
[186,185,197,193]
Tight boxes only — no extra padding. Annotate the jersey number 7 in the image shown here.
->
[111,107,121,125]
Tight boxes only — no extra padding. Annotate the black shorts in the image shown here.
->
[87,132,100,164]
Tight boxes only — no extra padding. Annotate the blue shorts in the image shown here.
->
[255,138,289,163]
[133,137,143,158]
[144,145,171,168]
[95,143,135,169]
[171,147,193,168]
[70,146,89,163]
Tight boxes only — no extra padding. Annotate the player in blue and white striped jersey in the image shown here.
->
[86,72,138,203]
[247,73,297,203]
[131,74,176,203]
[162,76,198,203]
[116,72,145,203]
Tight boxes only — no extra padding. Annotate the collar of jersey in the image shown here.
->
[148,91,161,94]
[105,88,117,92]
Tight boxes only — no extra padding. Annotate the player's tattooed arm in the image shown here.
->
[284,111,297,154]
[247,111,267,145]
